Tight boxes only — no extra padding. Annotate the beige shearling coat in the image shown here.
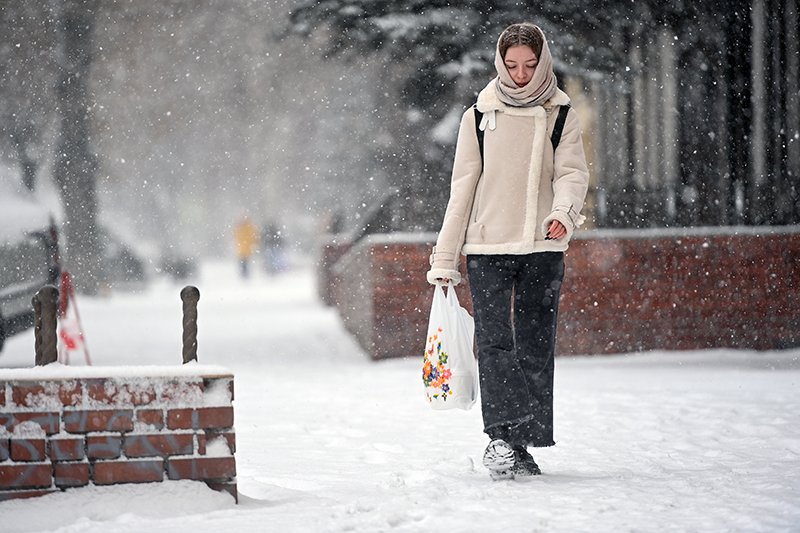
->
[427,81,590,285]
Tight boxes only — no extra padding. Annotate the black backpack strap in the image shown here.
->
[473,105,484,166]
[551,104,571,151]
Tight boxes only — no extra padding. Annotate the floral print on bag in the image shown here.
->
[422,327,454,401]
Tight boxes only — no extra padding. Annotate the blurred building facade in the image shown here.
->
[583,0,799,229]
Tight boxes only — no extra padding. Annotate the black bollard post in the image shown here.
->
[181,286,200,364]
[32,293,42,362]
[34,285,59,366]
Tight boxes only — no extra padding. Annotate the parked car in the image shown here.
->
[0,169,60,352]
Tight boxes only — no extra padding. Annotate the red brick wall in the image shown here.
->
[322,227,800,359]
[0,372,237,502]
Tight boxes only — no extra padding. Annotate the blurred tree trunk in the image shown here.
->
[0,2,58,194]
[53,0,103,295]
[19,153,38,192]
[786,0,800,223]
[722,4,751,225]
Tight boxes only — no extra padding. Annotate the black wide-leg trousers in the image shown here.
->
[467,252,565,447]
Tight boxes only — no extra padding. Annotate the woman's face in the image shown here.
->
[503,45,538,87]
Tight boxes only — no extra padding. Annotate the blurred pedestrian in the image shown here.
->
[234,216,259,279]
[426,23,590,479]
[261,221,285,275]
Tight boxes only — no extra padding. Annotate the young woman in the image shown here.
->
[427,23,590,479]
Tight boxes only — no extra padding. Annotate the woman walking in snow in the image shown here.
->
[427,22,590,479]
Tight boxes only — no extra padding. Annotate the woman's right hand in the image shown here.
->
[427,268,460,285]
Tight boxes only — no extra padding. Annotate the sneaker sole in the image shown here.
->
[483,440,516,480]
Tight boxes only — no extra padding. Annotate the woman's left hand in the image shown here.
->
[546,220,567,240]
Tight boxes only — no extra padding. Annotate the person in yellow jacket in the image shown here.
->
[234,216,259,278]
[427,23,590,480]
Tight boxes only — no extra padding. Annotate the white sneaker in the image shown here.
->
[482,439,516,480]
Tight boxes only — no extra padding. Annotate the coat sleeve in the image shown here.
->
[427,109,483,285]
[541,107,590,241]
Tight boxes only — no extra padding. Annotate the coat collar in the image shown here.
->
[476,80,571,115]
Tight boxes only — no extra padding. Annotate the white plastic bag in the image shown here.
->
[422,282,478,410]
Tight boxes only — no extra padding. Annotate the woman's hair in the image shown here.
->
[498,23,544,59]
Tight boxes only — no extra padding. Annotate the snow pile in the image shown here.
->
[3,481,234,532]
[0,363,232,381]
[201,377,232,406]
[11,421,46,439]
[204,438,232,458]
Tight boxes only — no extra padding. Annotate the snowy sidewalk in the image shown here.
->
[3,261,800,532]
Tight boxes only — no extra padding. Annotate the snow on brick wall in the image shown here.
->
[0,368,237,503]
[323,227,800,359]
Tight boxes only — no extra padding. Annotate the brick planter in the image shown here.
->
[0,365,237,502]
[317,235,352,307]
[323,226,800,359]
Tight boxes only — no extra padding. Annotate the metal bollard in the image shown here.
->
[32,294,42,361]
[34,285,59,366]
[181,286,200,364]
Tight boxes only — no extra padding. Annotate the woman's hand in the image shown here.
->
[546,220,567,240]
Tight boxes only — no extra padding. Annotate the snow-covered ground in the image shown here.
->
[2,260,799,532]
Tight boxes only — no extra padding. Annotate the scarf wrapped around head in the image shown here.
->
[494,25,557,108]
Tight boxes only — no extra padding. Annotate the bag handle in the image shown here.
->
[444,280,464,310]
